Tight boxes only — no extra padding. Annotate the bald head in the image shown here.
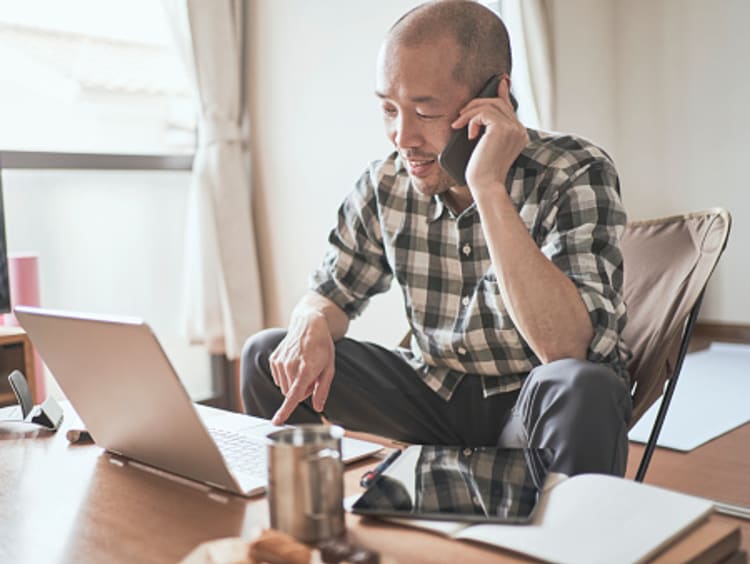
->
[386,0,512,94]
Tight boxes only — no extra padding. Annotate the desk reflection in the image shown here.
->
[355,446,553,522]
[59,453,266,562]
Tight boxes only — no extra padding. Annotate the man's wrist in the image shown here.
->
[292,292,350,340]
[292,306,328,330]
[473,180,513,212]
[292,301,345,341]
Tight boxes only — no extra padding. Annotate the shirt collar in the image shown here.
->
[428,195,445,222]
[429,193,480,222]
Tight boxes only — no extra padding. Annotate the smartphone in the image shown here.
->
[438,74,501,186]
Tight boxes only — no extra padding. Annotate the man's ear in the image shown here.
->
[499,74,519,112]
[496,74,510,96]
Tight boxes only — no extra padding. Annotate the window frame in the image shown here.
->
[0,150,192,171]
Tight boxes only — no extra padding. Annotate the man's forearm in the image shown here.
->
[290,292,350,341]
[474,185,593,362]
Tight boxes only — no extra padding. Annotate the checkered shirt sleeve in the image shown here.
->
[537,157,630,369]
[309,166,393,319]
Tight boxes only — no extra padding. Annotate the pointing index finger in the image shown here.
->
[272,394,299,425]
[271,369,315,425]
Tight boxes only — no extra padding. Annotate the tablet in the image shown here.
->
[351,445,553,524]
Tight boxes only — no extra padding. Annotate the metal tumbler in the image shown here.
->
[266,424,345,543]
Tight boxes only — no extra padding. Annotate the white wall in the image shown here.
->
[552,0,749,323]
[551,0,618,156]
[614,0,750,322]
[248,1,420,342]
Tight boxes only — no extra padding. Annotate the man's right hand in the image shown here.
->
[269,312,336,425]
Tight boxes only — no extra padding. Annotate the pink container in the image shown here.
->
[3,252,46,401]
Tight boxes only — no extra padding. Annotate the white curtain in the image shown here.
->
[501,0,556,130]
[163,0,263,359]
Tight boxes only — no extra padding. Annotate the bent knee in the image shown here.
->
[242,328,285,363]
[529,358,627,401]
[240,328,286,388]
[240,328,287,415]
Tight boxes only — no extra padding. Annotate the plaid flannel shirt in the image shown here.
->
[311,128,631,401]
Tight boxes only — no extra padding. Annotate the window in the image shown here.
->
[0,0,195,155]
[0,1,206,400]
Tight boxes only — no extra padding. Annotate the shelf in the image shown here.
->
[0,328,36,407]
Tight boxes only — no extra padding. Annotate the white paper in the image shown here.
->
[629,343,750,451]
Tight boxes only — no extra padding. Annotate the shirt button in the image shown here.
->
[462,296,470,307]
[457,347,467,356]
[462,243,472,256]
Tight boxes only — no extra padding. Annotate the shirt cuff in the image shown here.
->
[309,270,369,319]
[577,284,625,367]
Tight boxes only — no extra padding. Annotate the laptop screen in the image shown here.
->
[351,445,553,524]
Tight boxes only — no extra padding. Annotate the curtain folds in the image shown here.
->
[502,0,556,130]
[519,0,555,130]
[164,0,263,359]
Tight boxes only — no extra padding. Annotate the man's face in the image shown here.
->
[375,37,472,197]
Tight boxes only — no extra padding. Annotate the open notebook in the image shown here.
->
[349,473,718,564]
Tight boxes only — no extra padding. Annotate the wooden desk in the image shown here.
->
[1,407,529,563]
[0,405,745,563]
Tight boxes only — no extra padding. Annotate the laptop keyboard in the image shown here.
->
[209,427,268,478]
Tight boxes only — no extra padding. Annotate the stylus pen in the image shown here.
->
[712,499,750,521]
[360,449,402,488]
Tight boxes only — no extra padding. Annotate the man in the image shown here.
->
[242,0,632,477]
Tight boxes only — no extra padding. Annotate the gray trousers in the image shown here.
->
[241,328,632,476]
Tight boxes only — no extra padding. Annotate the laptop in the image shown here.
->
[15,306,383,497]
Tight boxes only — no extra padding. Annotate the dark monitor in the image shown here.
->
[0,168,10,314]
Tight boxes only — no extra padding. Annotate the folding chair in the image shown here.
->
[621,208,732,481]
